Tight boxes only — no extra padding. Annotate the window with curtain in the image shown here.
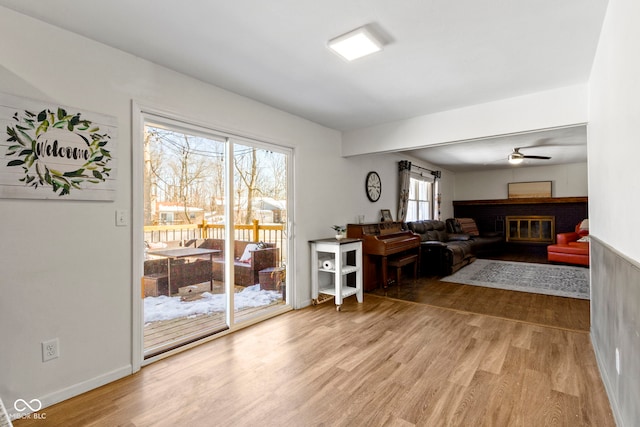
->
[406,174,434,222]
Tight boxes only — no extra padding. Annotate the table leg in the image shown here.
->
[356,245,363,303]
[167,259,172,296]
[381,256,388,290]
[209,253,213,292]
[334,252,342,307]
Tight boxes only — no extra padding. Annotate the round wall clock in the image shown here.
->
[366,171,381,202]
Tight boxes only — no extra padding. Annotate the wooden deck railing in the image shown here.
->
[144,224,202,244]
[200,220,284,244]
[144,220,286,262]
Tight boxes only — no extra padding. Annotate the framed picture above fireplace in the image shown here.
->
[508,181,552,199]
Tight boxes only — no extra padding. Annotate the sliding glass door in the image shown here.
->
[140,115,290,358]
[232,141,288,323]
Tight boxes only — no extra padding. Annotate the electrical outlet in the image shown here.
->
[42,338,59,362]
[615,347,620,375]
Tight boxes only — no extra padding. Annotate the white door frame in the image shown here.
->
[131,101,295,372]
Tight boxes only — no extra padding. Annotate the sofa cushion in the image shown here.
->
[548,243,589,255]
[448,233,471,241]
[456,218,480,236]
[547,245,589,255]
[407,220,449,242]
[569,241,589,250]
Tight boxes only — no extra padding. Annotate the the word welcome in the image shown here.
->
[35,138,90,161]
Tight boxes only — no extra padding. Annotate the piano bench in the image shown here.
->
[387,254,419,289]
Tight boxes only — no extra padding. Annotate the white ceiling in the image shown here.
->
[0,0,608,170]
[406,125,589,172]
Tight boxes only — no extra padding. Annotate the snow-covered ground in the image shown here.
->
[144,284,282,323]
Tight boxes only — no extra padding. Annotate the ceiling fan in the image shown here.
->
[508,147,551,164]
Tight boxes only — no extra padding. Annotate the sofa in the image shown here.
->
[406,220,476,276]
[547,220,589,266]
[446,218,505,256]
[197,239,281,286]
[407,218,505,276]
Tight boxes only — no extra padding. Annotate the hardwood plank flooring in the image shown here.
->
[375,279,590,331]
[15,295,613,427]
[375,254,590,332]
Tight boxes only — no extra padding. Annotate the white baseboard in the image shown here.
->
[19,365,133,419]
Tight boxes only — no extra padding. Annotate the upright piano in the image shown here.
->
[347,222,421,291]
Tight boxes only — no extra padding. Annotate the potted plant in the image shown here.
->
[332,225,346,240]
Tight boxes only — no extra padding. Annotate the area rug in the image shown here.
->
[441,259,590,299]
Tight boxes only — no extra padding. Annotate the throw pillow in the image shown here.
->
[456,218,480,236]
[239,243,260,263]
[577,219,590,237]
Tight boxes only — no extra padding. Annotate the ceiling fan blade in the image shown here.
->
[522,155,551,160]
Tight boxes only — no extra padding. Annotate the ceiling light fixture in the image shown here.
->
[328,26,383,61]
[508,152,524,164]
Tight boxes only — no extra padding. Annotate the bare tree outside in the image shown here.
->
[141,123,290,353]
[144,126,287,227]
[234,146,260,224]
[144,126,225,225]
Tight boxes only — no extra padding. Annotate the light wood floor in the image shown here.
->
[15,294,613,426]
[375,278,590,331]
[374,252,590,331]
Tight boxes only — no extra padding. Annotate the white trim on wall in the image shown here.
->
[131,101,297,367]
[131,101,144,373]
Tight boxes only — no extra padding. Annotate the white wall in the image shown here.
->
[342,85,588,156]
[0,7,402,413]
[454,162,588,200]
[588,0,640,425]
[339,153,454,223]
[588,0,640,261]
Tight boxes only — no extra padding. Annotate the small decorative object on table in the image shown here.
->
[332,225,346,240]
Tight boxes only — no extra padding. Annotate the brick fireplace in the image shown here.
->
[453,197,587,255]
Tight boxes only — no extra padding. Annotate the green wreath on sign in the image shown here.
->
[5,107,112,196]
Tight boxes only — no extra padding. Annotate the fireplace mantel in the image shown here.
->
[453,197,587,206]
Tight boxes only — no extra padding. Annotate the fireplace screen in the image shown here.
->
[506,216,555,243]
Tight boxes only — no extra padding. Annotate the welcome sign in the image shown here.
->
[0,92,117,200]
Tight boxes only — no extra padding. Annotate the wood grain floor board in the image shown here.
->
[377,266,591,332]
[418,380,468,426]
[517,368,553,425]
[448,338,492,387]
[480,370,520,426]
[454,369,500,426]
[477,330,511,375]
[15,292,614,427]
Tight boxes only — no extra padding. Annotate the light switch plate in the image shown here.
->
[116,209,128,226]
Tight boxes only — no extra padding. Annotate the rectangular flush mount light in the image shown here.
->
[328,26,383,61]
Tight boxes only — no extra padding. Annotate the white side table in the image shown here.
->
[310,238,363,311]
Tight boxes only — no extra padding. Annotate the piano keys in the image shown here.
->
[347,222,421,291]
